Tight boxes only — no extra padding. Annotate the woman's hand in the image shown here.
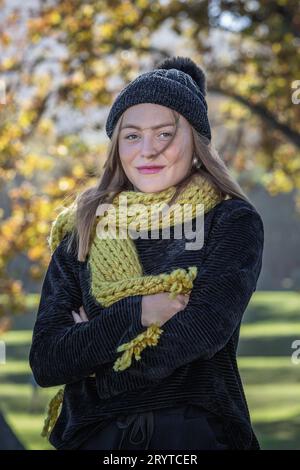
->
[72,294,190,329]
[141,292,190,328]
[72,306,89,323]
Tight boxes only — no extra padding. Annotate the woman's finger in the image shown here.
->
[72,311,83,323]
[79,306,89,322]
[178,294,190,308]
[177,294,189,305]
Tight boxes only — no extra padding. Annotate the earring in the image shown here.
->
[192,153,202,169]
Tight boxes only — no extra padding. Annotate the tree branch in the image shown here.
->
[210,86,300,148]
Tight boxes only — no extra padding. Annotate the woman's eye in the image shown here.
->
[124,132,173,141]
[125,134,138,140]
[160,132,173,138]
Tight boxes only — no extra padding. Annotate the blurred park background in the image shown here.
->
[0,0,300,450]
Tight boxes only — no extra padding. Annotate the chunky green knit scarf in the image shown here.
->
[42,173,226,438]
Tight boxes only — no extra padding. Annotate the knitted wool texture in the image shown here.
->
[49,173,223,313]
[42,173,225,438]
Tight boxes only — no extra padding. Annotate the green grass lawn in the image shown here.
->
[0,290,300,450]
[0,330,59,450]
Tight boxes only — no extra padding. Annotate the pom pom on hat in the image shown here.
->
[155,56,207,96]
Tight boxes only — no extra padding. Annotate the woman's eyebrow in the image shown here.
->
[121,122,175,131]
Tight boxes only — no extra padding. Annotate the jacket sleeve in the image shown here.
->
[95,203,264,398]
[29,235,143,388]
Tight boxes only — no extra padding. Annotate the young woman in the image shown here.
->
[29,56,264,450]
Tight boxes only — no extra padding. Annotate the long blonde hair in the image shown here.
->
[64,108,252,261]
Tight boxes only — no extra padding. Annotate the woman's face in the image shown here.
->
[118,103,194,193]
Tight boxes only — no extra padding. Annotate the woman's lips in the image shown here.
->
[137,166,165,174]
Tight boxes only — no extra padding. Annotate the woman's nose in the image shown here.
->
[140,136,157,156]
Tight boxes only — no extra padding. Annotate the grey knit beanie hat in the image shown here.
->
[105,56,211,141]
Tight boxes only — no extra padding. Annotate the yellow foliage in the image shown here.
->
[58,177,76,191]
[1,220,21,241]
[48,12,61,25]
[16,154,54,178]
[72,164,85,178]
[262,169,294,195]
[28,245,45,261]
[19,111,37,129]
[38,118,54,134]
[2,57,16,70]
[57,145,68,156]
[98,23,115,39]
[272,43,281,53]
[81,5,94,17]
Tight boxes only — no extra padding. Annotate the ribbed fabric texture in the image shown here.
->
[29,197,264,450]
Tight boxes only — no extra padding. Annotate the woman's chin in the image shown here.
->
[132,174,174,193]
[135,183,169,193]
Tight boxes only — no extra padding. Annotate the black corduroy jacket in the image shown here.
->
[29,197,264,450]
